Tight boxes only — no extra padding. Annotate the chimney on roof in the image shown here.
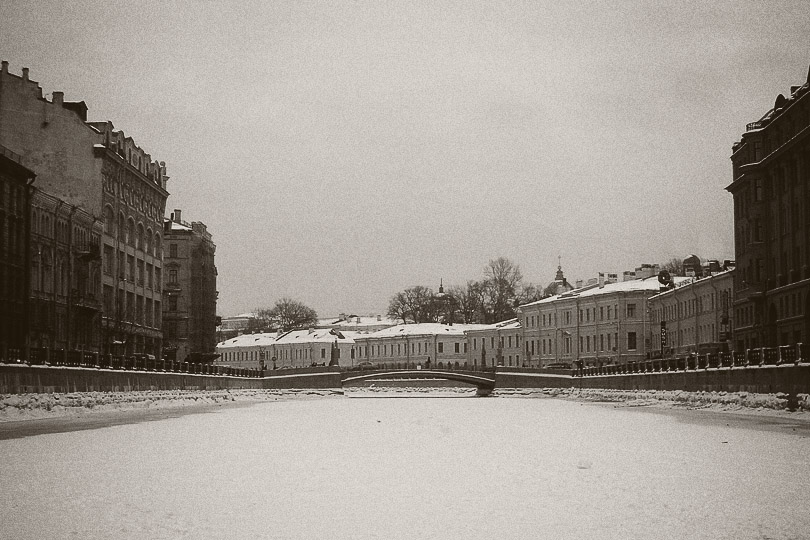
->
[52,91,63,106]
[377,315,381,321]
[22,67,29,81]
[575,280,583,288]
[173,209,181,223]
[1,61,8,74]
[598,272,605,288]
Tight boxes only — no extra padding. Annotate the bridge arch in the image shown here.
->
[341,369,496,396]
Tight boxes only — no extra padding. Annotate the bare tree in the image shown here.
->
[450,282,486,324]
[386,285,437,323]
[661,257,684,277]
[258,298,318,332]
[483,257,524,323]
[515,282,543,307]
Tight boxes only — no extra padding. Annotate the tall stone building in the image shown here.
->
[162,210,218,363]
[727,67,810,350]
[29,188,103,360]
[0,62,169,359]
[0,146,34,361]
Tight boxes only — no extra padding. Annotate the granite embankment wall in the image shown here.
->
[3,364,808,395]
[0,365,342,394]
[496,365,810,394]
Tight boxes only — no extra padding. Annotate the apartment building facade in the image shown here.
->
[519,276,688,368]
[354,323,488,369]
[0,147,33,360]
[727,67,810,350]
[465,319,524,368]
[0,63,169,359]
[163,210,218,363]
[648,270,734,357]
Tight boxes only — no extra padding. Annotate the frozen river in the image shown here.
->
[1,392,809,539]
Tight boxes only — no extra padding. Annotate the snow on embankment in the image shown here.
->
[496,387,810,412]
[0,389,342,422]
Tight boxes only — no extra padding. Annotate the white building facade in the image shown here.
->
[648,270,734,358]
[354,323,488,369]
[464,319,524,368]
[518,276,689,368]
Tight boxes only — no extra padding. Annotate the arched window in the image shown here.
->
[55,257,62,296]
[127,218,135,246]
[31,247,40,292]
[154,233,161,257]
[41,249,52,293]
[31,210,38,234]
[136,223,144,250]
[145,228,153,255]
[104,206,115,235]
[118,213,126,243]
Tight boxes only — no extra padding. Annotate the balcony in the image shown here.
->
[164,281,181,291]
[76,242,101,261]
[71,290,102,310]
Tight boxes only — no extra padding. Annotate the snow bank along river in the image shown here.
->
[1,390,809,539]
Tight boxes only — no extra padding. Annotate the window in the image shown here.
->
[627,304,636,318]
[627,331,637,351]
[169,295,177,311]
[438,343,444,353]
[169,244,178,258]
[454,343,460,353]
[321,349,326,359]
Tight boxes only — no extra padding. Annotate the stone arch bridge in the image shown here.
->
[341,369,497,396]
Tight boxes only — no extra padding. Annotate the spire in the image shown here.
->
[438,278,444,295]
[555,256,565,281]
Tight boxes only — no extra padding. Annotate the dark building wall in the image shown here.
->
[728,67,810,350]
[28,189,103,357]
[0,63,169,360]
[163,210,217,363]
[0,148,33,360]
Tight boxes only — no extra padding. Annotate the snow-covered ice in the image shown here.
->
[1,393,809,539]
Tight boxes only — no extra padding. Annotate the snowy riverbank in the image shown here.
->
[495,386,810,414]
[0,388,343,423]
[2,386,809,424]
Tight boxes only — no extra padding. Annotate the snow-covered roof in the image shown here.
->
[649,269,734,301]
[360,322,490,339]
[217,333,278,348]
[167,220,192,231]
[465,318,521,334]
[274,328,360,345]
[217,328,362,348]
[518,276,692,309]
[317,315,397,328]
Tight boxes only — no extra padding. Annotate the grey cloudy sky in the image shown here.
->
[2,0,808,317]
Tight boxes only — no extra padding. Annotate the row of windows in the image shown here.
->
[31,248,100,297]
[524,303,635,329]
[653,290,728,323]
[360,340,467,357]
[103,245,162,291]
[104,205,162,257]
[0,180,25,215]
[471,334,521,350]
[103,285,160,327]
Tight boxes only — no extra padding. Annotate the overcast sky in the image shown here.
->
[2,1,808,317]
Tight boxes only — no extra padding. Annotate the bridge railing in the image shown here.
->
[575,343,806,377]
[1,350,262,378]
